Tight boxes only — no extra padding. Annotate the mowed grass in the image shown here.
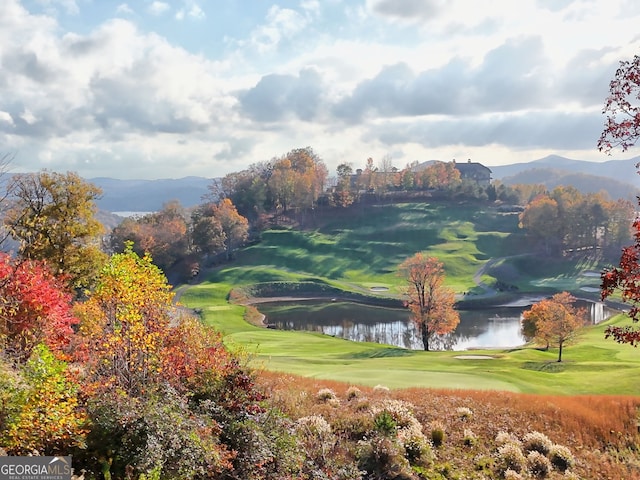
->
[180,202,639,395]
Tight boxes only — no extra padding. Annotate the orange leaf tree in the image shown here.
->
[522,292,587,362]
[397,253,459,351]
[74,243,174,396]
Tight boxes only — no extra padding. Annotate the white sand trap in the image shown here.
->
[454,355,495,360]
[580,286,600,293]
[370,286,389,292]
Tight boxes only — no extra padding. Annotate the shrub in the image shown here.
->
[498,442,527,474]
[296,415,335,469]
[373,384,390,394]
[504,469,524,480]
[399,430,433,467]
[373,410,397,436]
[563,471,581,479]
[527,450,551,478]
[317,388,338,403]
[357,436,412,479]
[522,431,553,455]
[496,431,521,447]
[456,406,474,421]
[346,386,362,401]
[430,421,446,447]
[549,444,575,472]
[463,428,477,447]
[372,399,416,429]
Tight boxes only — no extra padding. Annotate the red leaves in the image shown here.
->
[598,55,640,154]
[0,254,77,361]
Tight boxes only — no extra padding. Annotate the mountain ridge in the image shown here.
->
[89,155,640,212]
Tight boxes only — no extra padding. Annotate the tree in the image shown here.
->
[598,55,640,153]
[1,344,88,455]
[397,253,459,351]
[0,253,78,362]
[4,171,106,290]
[522,292,587,362]
[74,244,175,396]
[598,54,640,346]
[601,215,640,345]
[190,203,226,256]
[333,162,356,207]
[518,195,562,255]
[212,198,249,260]
[109,200,189,272]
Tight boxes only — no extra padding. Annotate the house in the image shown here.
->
[452,159,492,187]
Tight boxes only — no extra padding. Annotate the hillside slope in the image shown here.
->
[499,167,638,200]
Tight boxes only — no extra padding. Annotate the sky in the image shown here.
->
[3,0,640,180]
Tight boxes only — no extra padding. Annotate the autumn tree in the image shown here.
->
[0,344,88,455]
[190,203,226,256]
[72,245,270,479]
[519,195,562,255]
[109,200,189,272]
[397,253,459,351]
[74,244,175,395]
[522,292,587,362]
[4,171,106,290]
[332,162,356,207]
[0,253,78,361]
[601,214,640,345]
[215,162,271,221]
[211,198,249,260]
[598,55,640,153]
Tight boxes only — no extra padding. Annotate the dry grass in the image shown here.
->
[257,371,640,479]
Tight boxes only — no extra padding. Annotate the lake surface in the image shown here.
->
[258,298,617,351]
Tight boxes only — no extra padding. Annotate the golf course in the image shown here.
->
[179,201,640,396]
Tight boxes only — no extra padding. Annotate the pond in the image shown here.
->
[258,298,617,351]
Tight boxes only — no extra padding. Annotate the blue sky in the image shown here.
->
[3,0,640,179]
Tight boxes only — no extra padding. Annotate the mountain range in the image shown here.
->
[90,155,640,213]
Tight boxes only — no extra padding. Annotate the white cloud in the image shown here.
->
[35,0,79,15]
[148,1,170,16]
[3,0,640,180]
[0,112,14,126]
[176,1,205,21]
[116,3,134,15]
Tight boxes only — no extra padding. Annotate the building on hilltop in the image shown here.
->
[452,159,492,187]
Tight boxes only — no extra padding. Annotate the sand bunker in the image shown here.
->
[370,286,389,292]
[454,355,495,360]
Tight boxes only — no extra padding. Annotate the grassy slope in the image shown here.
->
[180,202,639,395]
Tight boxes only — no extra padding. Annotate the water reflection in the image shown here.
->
[259,299,616,351]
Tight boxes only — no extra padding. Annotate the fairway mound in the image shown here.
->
[454,354,496,360]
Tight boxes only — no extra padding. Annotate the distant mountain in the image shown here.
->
[487,155,640,201]
[498,168,638,201]
[489,155,640,187]
[89,176,214,213]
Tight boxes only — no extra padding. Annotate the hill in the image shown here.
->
[489,154,640,186]
[498,167,639,201]
[89,176,213,212]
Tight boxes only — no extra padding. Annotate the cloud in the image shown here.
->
[244,5,313,54]
[35,0,79,15]
[364,110,604,151]
[238,68,326,123]
[116,3,134,15]
[367,0,446,22]
[176,1,205,21]
[148,1,170,16]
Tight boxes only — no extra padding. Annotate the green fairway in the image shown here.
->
[179,202,638,395]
